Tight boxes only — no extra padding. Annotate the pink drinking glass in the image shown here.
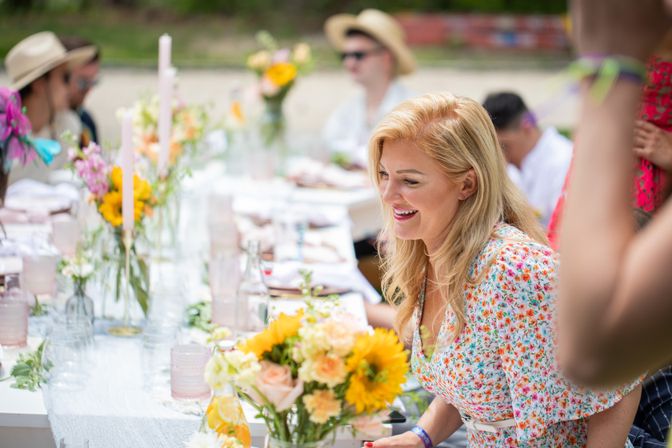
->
[0,300,29,347]
[170,344,211,400]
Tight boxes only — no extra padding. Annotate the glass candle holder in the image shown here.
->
[0,299,28,347]
[170,344,210,400]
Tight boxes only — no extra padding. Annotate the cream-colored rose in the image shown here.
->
[247,50,271,72]
[303,389,341,424]
[249,361,303,411]
[204,352,228,391]
[351,412,390,438]
[222,350,261,388]
[310,353,347,388]
[322,319,356,357]
[292,43,311,65]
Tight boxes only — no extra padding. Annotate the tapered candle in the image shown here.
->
[158,67,176,177]
[121,110,135,232]
[158,34,172,77]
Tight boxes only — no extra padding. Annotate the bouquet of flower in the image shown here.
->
[246,31,312,146]
[69,142,154,315]
[0,87,60,200]
[129,95,208,176]
[205,306,408,445]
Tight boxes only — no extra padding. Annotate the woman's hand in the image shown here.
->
[570,0,671,61]
[363,431,423,448]
[634,120,672,172]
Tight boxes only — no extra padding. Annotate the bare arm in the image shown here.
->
[559,0,672,385]
[586,386,641,447]
[371,398,463,448]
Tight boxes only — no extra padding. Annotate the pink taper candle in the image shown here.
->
[158,34,172,77]
[158,67,176,177]
[121,110,135,232]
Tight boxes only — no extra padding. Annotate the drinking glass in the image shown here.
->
[170,344,210,400]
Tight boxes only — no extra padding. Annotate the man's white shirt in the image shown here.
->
[507,127,573,227]
[322,81,414,167]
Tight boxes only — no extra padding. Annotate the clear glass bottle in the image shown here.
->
[206,384,251,448]
[236,240,269,333]
[65,279,94,331]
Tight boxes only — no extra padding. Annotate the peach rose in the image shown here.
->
[312,354,347,388]
[248,361,303,411]
[303,389,341,424]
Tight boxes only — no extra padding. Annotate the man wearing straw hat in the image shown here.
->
[322,9,416,170]
[4,31,96,183]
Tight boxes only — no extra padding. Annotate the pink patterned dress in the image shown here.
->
[412,223,637,447]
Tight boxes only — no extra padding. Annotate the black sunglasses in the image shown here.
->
[339,47,384,62]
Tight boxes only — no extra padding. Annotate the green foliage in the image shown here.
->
[185,300,215,333]
[4,340,53,392]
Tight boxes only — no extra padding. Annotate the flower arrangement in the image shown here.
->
[204,305,409,445]
[69,142,154,316]
[246,31,312,146]
[0,87,60,201]
[128,95,208,175]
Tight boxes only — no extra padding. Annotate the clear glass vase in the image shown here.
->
[65,280,94,329]
[265,436,329,448]
[206,386,252,447]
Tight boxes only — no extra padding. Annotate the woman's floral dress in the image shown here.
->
[411,223,638,447]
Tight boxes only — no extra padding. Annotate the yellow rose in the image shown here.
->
[302,389,341,424]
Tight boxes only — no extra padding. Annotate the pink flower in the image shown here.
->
[0,87,35,167]
[73,143,110,198]
[351,412,390,438]
[248,361,303,412]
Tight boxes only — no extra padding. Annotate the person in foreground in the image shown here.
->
[557,0,672,388]
[366,93,640,447]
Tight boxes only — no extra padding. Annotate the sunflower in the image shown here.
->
[345,328,409,414]
[264,62,297,88]
[238,309,303,359]
[98,191,123,227]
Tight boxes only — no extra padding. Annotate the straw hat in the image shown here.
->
[4,31,97,90]
[325,9,416,75]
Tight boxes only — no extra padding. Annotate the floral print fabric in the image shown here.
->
[411,223,637,447]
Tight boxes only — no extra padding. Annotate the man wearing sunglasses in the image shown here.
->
[61,36,101,147]
[323,9,416,170]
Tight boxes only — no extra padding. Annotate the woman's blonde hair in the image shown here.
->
[369,92,548,338]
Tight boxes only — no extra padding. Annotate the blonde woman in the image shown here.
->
[366,93,640,447]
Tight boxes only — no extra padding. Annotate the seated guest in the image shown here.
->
[322,8,415,169]
[4,31,95,182]
[368,93,640,447]
[60,36,101,147]
[482,92,572,226]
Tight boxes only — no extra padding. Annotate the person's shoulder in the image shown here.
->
[485,223,556,279]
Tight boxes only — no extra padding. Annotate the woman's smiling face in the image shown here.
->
[378,139,465,253]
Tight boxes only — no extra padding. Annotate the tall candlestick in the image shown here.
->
[121,110,135,232]
[158,34,172,77]
[158,67,176,177]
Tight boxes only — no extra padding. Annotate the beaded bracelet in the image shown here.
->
[568,55,648,102]
[410,425,433,448]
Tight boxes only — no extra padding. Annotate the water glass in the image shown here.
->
[272,212,307,262]
[0,299,28,347]
[209,252,240,299]
[170,344,211,400]
[22,253,58,296]
[142,321,179,392]
[46,322,92,390]
[51,215,80,257]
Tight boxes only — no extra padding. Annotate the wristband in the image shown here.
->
[410,425,433,448]
[568,55,647,102]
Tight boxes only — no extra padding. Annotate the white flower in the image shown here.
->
[297,324,329,360]
[223,350,261,389]
[184,431,243,448]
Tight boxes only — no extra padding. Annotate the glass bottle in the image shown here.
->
[65,278,94,333]
[236,240,269,333]
[206,384,251,448]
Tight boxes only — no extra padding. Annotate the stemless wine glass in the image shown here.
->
[170,343,211,400]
